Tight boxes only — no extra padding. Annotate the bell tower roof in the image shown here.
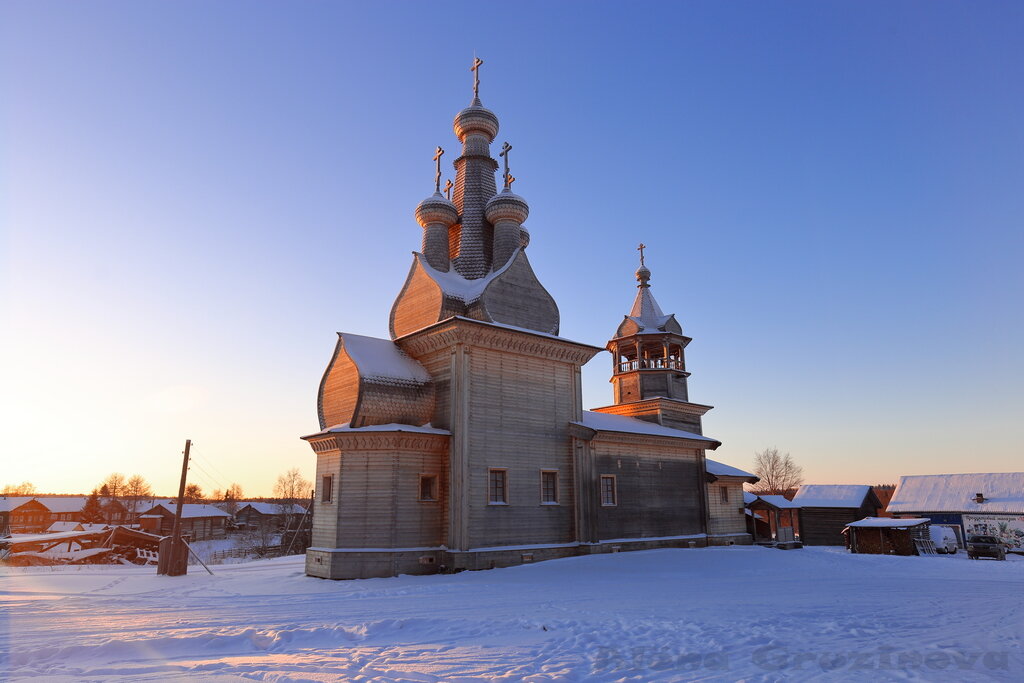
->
[615,247,682,338]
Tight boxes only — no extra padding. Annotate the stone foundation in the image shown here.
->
[306,536,718,580]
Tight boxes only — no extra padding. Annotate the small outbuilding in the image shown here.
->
[843,517,930,556]
[792,485,882,546]
[744,492,801,544]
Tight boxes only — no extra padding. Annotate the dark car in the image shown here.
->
[966,535,1006,561]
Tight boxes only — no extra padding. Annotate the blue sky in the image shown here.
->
[2,2,1022,496]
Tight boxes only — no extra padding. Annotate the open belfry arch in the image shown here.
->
[302,60,755,580]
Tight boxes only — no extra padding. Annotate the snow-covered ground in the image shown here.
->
[2,547,1022,681]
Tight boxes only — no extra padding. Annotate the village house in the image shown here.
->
[791,485,883,546]
[887,472,1024,550]
[138,503,231,541]
[1,497,34,535]
[235,502,307,531]
[301,63,755,580]
[744,491,801,543]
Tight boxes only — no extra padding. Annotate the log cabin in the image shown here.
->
[302,64,755,580]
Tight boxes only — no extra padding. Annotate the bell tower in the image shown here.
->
[594,246,713,435]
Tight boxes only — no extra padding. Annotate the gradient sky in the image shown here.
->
[2,2,1022,497]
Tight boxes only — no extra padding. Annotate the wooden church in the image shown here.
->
[302,63,756,579]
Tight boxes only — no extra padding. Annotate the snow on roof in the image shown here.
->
[574,411,719,445]
[146,503,232,519]
[887,472,1024,514]
[31,496,88,513]
[339,333,431,385]
[744,492,800,509]
[418,251,516,304]
[792,485,872,508]
[845,517,929,529]
[706,459,757,480]
[305,422,451,439]
[0,496,34,512]
[238,502,307,516]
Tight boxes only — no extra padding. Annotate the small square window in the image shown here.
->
[488,469,508,504]
[541,470,559,504]
[419,475,438,501]
[600,475,617,506]
[720,486,729,504]
[321,475,333,503]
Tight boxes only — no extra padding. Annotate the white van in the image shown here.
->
[929,525,959,554]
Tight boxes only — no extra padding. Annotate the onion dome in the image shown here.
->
[636,264,651,285]
[415,191,458,228]
[485,187,529,225]
[453,97,499,143]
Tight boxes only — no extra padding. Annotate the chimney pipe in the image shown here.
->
[975,492,985,503]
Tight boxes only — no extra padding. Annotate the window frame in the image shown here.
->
[719,485,729,504]
[418,474,439,502]
[600,474,617,507]
[488,468,509,505]
[540,470,559,505]
[321,475,334,503]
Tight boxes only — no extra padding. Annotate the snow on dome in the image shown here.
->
[574,410,720,445]
[303,422,451,439]
[887,472,1024,514]
[415,192,458,228]
[792,485,872,508]
[339,333,431,385]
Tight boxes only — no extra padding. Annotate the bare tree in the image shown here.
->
[183,483,204,504]
[102,473,127,499]
[124,474,154,516]
[215,483,244,515]
[274,468,310,507]
[1,481,37,496]
[751,447,804,495]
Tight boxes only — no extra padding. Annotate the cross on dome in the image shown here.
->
[471,56,484,99]
[433,146,445,193]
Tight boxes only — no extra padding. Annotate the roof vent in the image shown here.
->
[975,492,985,503]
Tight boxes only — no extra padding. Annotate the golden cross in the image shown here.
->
[499,141,512,188]
[433,146,444,193]
[443,178,453,200]
[471,56,484,99]
[637,242,646,266]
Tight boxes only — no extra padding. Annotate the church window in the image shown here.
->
[419,475,438,501]
[321,475,333,503]
[541,471,559,504]
[601,475,617,506]
[720,486,729,504]
[488,469,508,504]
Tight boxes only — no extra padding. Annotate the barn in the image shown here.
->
[887,472,1024,551]
[792,485,882,546]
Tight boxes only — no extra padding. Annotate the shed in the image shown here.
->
[843,517,930,556]
[792,485,882,546]
[744,492,801,544]
[887,472,1024,550]
[235,502,308,530]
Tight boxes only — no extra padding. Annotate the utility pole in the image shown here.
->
[160,439,191,576]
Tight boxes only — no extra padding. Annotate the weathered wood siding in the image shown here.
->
[799,507,867,546]
[591,439,704,541]
[707,477,748,537]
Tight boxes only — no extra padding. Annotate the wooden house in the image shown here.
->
[1,497,34,535]
[844,517,930,556]
[8,499,52,533]
[235,502,307,530]
[138,503,231,541]
[792,485,882,546]
[301,68,752,579]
